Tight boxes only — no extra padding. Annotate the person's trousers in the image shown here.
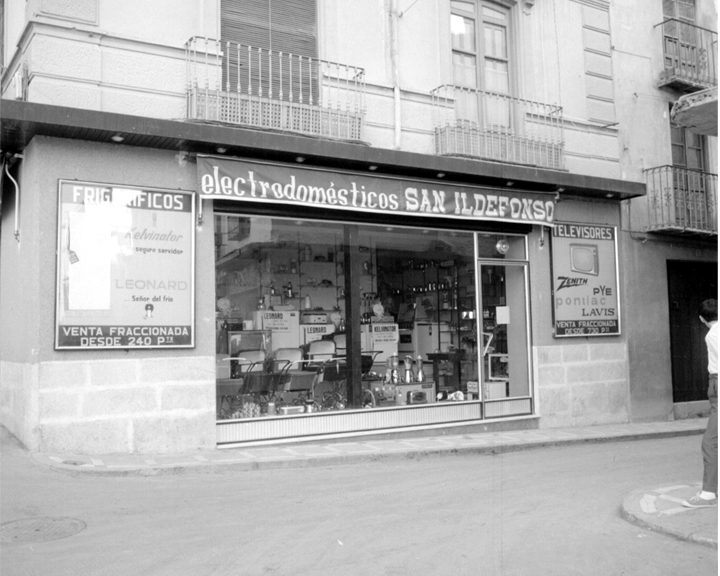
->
[702,374,718,494]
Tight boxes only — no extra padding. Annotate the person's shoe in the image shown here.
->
[682,493,718,508]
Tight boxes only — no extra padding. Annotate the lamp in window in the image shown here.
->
[495,238,510,255]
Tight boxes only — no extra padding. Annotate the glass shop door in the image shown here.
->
[478,261,531,403]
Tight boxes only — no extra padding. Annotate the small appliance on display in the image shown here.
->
[395,381,436,406]
[301,311,328,324]
[406,390,428,404]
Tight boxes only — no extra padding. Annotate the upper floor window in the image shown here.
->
[450,1,511,95]
[671,117,706,172]
[220,0,318,99]
[221,0,317,56]
[663,0,696,22]
[450,1,513,127]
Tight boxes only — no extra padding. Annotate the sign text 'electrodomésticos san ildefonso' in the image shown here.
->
[196,157,556,226]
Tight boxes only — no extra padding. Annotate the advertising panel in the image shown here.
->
[55,181,195,349]
[551,223,620,337]
[196,156,556,226]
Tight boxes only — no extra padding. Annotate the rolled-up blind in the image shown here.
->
[221,0,317,100]
[221,0,316,56]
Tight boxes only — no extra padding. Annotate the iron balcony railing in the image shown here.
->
[185,37,365,141]
[645,165,717,236]
[431,84,564,170]
[657,19,718,91]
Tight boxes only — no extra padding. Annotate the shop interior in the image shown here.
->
[214,214,529,420]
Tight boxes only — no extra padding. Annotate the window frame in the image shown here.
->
[663,0,696,23]
[450,0,515,96]
[670,106,707,172]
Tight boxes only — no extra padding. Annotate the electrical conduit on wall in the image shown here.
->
[391,0,401,150]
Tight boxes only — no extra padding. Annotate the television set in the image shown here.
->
[488,353,509,381]
[569,243,599,276]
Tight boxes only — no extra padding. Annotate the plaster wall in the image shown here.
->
[3,0,217,113]
[544,0,586,119]
[0,152,43,444]
[621,234,717,421]
[23,0,218,47]
[0,137,217,454]
[320,0,391,88]
[2,0,28,69]
[13,22,188,118]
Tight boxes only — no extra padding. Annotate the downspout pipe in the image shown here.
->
[391,0,401,150]
[4,155,22,242]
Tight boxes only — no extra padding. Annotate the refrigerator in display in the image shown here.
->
[301,323,336,345]
[414,322,452,359]
[362,323,399,364]
[260,310,300,350]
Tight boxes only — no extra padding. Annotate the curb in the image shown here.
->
[32,424,706,477]
[620,486,718,549]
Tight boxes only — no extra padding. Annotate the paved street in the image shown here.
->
[1,429,717,576]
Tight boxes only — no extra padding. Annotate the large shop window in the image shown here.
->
[214,214,530,421]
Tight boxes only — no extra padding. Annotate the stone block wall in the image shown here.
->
[32,356,216,454]
[0,138,218,455]
[534,342,630,428]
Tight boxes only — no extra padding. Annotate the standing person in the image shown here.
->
[684,298,718,508]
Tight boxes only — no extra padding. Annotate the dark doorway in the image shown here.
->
[667,260,717,402]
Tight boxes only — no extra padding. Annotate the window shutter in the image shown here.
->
[663,0,696,22]
[221,0,317,102]
[663,0,677,18]
[221,0,316,57]
[221,1,271,49]
[267,0,317,58]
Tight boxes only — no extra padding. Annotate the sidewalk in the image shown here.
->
[31,417,717,548]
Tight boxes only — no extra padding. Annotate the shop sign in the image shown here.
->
[261,311,296,331]
[196,157,555,226]
[303,324,335,343]
[371,324,399,343]
[551,223,620,337]
[55,181,195,349]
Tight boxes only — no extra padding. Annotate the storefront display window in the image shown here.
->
[214,213,530,421]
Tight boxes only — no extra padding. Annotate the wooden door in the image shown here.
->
[667,260,717,402]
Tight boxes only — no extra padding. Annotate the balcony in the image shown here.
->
[645,166,717,236]
[431,85,564,170]
[185,37,365,141]
[657,19,718,92]
[671,87,718,136]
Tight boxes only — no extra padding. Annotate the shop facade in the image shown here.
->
[205,156,546,445]
[2,0,714,455]
[0,109,642,453]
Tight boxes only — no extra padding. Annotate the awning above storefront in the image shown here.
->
[0,99,646,201]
